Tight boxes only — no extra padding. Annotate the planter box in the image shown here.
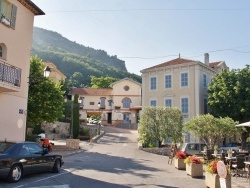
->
[205,172,231,188]
[174,158,186,170]
[186,163,203,178]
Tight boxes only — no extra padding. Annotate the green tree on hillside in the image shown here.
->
[27,56,64,128]
[184,114,239,149]
[208,66,250,148]
[138,107,183,147]
[91,76,119,88]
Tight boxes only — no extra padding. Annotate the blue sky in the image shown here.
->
[32,0,250,75]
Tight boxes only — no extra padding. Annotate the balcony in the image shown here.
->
[0,59,21,92]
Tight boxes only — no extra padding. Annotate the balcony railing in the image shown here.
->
[0,59,21,87]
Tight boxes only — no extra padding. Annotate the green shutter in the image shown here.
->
[10,4,17,29]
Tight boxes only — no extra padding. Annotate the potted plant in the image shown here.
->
[184,155,204,178]
[205,160,231,188]
[214,145,218,155]
[227,149,233,158]
[174,151,187,170]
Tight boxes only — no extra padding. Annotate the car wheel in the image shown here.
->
[7,164,22,183]
[52,159,61,173]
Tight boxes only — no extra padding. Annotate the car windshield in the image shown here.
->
[0,142,14,154]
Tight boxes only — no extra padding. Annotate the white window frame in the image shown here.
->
[181,97,189,114]
[164,74,172,89]
[164,97,173,107]
[180,72,188,87]
[203,74,207,88]
[123,98,131,108]
[150,99,157,107]
[150,76,157,91]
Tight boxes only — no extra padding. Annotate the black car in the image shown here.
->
[0,141,64,183]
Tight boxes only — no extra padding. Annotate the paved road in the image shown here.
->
[0,127,248,187]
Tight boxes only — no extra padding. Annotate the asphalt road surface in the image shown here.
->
[0,127,208,188]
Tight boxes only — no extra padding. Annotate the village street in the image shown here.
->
[0,127,247,188]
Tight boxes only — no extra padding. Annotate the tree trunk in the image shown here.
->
[241,131,248,149]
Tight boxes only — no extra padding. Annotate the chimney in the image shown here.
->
[204,53,209,66]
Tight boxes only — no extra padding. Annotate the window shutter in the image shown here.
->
[10,4,17,29]
[0,1,2,17]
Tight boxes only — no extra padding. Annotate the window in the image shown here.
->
[108,100,112,106]
[204,98,208,114]
[0,46,2,57]
[123,98,131,108]
[165,75,172,88]
[150,77,157,90]
[165,99,172,107]
[100,98,105,106]
[124,85,130,91]
[90,102,94,105]
[203,74,207,88]
[150,100,157,107]
[0,0,17,29]
[181,97,188,113]
[181,73,188,87]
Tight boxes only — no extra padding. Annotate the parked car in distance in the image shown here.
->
[219,142,241,152]
[181,143,207,156]
[0,141,64,183]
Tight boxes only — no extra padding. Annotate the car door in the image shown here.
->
[18,144,33,175]
[26,143,50,173]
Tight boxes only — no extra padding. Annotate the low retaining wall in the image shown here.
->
[66,139,80,149]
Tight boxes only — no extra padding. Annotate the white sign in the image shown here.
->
[219,178,226,188]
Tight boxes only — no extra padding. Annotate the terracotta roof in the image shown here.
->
[141,58,198,71]
[71,88,112,96]
[209,61,221,68]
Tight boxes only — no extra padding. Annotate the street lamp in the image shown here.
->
[43,66,51,78]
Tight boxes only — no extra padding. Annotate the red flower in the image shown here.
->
[175,151,187,159]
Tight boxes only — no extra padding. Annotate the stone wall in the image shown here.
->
[41,122,70,139]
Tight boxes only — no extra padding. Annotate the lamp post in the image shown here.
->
[97,102,101,135]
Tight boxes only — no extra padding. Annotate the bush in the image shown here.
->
[79,127,90,136]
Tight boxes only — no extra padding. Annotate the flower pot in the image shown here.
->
[186,163,203,178]
[205,172,231,188]
[227,153,232,158]
[174,158,186,170]
[214,150,218,155]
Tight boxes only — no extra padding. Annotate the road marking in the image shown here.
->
[28,185,70,188]
[13,171,71,188]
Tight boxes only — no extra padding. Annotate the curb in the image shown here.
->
[90,131,105,143]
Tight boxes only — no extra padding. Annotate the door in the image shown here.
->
[107,113,112,124]
[26,143,51,172]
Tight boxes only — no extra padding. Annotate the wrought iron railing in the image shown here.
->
[0,59,21,87]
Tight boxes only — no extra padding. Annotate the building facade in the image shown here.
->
[71,78,142,126]
[45,62,66,83]
[140,53,228,142]
[0,0,44,141]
